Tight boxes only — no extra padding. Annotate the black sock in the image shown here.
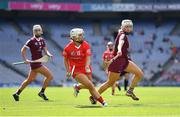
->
[40,88,45,93]
[16,90,22,95]
[124,79,128,91]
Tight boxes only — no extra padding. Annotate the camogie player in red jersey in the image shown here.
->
[98,19,144,101]
[13,25,53,101]
[102,41,121,95]
[63,28,107,106]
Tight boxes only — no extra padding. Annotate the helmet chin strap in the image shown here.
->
[124,32,132,35]
[72,39,83,44]
[73,37,83,44]
[109,49,113,51]
[76,40,83,44]
[35,35,41,38]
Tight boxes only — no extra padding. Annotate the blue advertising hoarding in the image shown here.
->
[82,3,135,12]
[82,3,180,12]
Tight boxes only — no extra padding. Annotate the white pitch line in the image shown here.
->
[0,115,180,117]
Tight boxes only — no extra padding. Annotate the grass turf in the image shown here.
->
[0,87,180,116]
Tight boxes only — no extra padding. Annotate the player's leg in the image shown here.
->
[35,65,53,100]
[13,70,38,101]
[124,61,143,100]
[116,81,121,91]
[112,82,116,95]
[124,73,129,91]
[73,74,92,97]
[75,74,92,89]
[75,73,107,106]
[74,74,97,105]
[98,72,120,94]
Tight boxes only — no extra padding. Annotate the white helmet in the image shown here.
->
[107,41,113,46]
[33,24,43,34]
[121,19,133,28]
[33,24,42,31]
[70,28,84,39]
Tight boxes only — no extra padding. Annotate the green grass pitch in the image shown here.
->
[0,87,180,116]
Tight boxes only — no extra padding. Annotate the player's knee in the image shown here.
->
[49,75,53,80]
[47,74,53,80]
[26,79,34,84]
[137,70,144,79]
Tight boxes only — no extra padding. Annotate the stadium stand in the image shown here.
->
[0,16,179,86]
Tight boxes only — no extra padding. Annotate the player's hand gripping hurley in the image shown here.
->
[108,53,121,65]
[67,65,75,79]
[12,55,50,65]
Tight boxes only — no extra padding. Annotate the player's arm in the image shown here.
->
[102,60,109,71]
[64,57,70,72]
[63,56,71,78]
[102,53,108,70]
[21,40,32,64]
[62,49,69,72]
[85,55,91,73]
[85,56,91,67]
[117,34,125,56]
[103,58,109,65]
[109,34,125,64]
[21,45,30,64]
[43,47,53,57]
[85,44,92,73]
[62,49,71,78]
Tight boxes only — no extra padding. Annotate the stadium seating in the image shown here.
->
[0,18,179,86]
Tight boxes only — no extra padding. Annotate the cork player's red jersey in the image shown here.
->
[102,49,114,61]
[63,40,91,67]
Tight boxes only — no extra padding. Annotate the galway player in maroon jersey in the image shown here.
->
[98,19,144,100]
[102,41,121,95]
[13,25,53,101]
[63,28,107,106]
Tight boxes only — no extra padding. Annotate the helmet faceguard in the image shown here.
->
[70,28,84,44]
[33,24,43,38]
[121,19,133,34]
[107,41,114,51]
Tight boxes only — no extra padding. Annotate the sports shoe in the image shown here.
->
[126,91,139,101]
[73,84,80,97]
[89,96,97,104]
[38,92,49,101]
[12,93,19,101]
[102,102,108,107]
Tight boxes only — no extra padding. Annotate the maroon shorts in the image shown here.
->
[108,56,129,73]
[30,62,42,70]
